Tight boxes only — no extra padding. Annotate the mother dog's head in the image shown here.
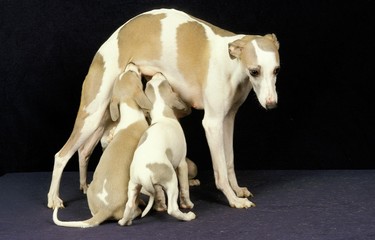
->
[229,34,280,110]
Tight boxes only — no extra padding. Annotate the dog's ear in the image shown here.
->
[135,89,152,112]
[109,98,120,121]
[265,33,280,50]
[171,93,191,118]
[228,39,246,59]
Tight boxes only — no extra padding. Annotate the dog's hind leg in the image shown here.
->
[47,42,123,209]
[176,158,194,209]
[164,175,196,221]
[48,106,108,209]
[78,110,112,193]
[119,181,142,226]
[78,126,105,193]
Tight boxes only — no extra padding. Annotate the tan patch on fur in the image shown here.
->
[145,84,155,103]
[59,53,105,157]
[255,38,279,52]
[176,21,210,89]
[81,52,106,107]
[117,13,165,68]
[242,41,258,66]
[146,163,173,183]
[190,16,235,37]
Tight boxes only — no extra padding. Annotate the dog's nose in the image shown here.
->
[266,102,277,110]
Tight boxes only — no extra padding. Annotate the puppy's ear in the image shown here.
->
[172,93,191,118]
[145,83,155,103]
[228,39,246,59]
[109,98,120,121]
[265,33,280,49]
[135,90,152,112]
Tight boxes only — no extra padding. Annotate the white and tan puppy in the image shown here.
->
[53,64,152,227]
[48,8,280,209]
[118,74,195,226]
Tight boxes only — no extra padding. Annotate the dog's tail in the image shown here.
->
[141,194,155,218]
[53,207,110,228]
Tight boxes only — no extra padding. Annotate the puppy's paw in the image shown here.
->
[80,183,89,194]
[189,179,200,186]
[153,201,167,212]
[184,211,196,221]
[180,199,194,209]
[118,218,132,226]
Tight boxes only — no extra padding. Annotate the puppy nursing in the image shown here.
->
[119,73,195,226]
[53,64,151,228]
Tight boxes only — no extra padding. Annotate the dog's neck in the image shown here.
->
[115,103,146,135]
[150,103,177,123]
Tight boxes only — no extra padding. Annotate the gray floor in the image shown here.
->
[1,170,375,240]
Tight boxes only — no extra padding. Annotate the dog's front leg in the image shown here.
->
[223,111,252,198]
[202,114,254,209]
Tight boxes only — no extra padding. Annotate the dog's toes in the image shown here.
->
[47,196,65,209]
[118,218,131,226]
[153,201,167,212]
[80,183,89,194]
[189,179,201,186]
[234,186,252,198]
[229,197,255,209]
[118,219,125,226]
[180,200,194,209]
[184,211,196,221]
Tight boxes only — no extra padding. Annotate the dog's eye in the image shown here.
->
[274,67,280,75]
[249,69,259,77]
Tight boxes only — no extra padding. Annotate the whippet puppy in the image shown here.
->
[118,73,195,226]
[48,8,280,209]
[53,64,151,227]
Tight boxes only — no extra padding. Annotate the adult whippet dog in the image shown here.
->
[48,8,280,209]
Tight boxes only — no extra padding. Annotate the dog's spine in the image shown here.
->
[141,195,155,218]
[53,207,110,228]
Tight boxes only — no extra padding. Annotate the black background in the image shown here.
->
[1,0,374,175]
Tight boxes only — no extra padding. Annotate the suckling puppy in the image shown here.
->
[53,63,151,227]
[118,73,195,226]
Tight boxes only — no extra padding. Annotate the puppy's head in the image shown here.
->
[110,64,152,121]
[229,34,280,110]
[145,73,191,118]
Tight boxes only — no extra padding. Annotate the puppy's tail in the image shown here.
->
[141,195,155,218]
[53,207,109,228]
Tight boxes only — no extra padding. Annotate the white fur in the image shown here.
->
[97,179,109,206]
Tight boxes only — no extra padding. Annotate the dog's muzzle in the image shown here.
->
[266,102,277,110]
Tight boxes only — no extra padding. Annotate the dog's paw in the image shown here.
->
[233,186,253,198]
[80,183,89,194]
[47,195,64,209]
[180,199,194,209]
[153,201,167,212]
[229,197,256,209]
[183,211,196,221]
[118,218,132,226]
[189,179,200,186]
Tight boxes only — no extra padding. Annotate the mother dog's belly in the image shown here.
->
[138,64,204,109]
